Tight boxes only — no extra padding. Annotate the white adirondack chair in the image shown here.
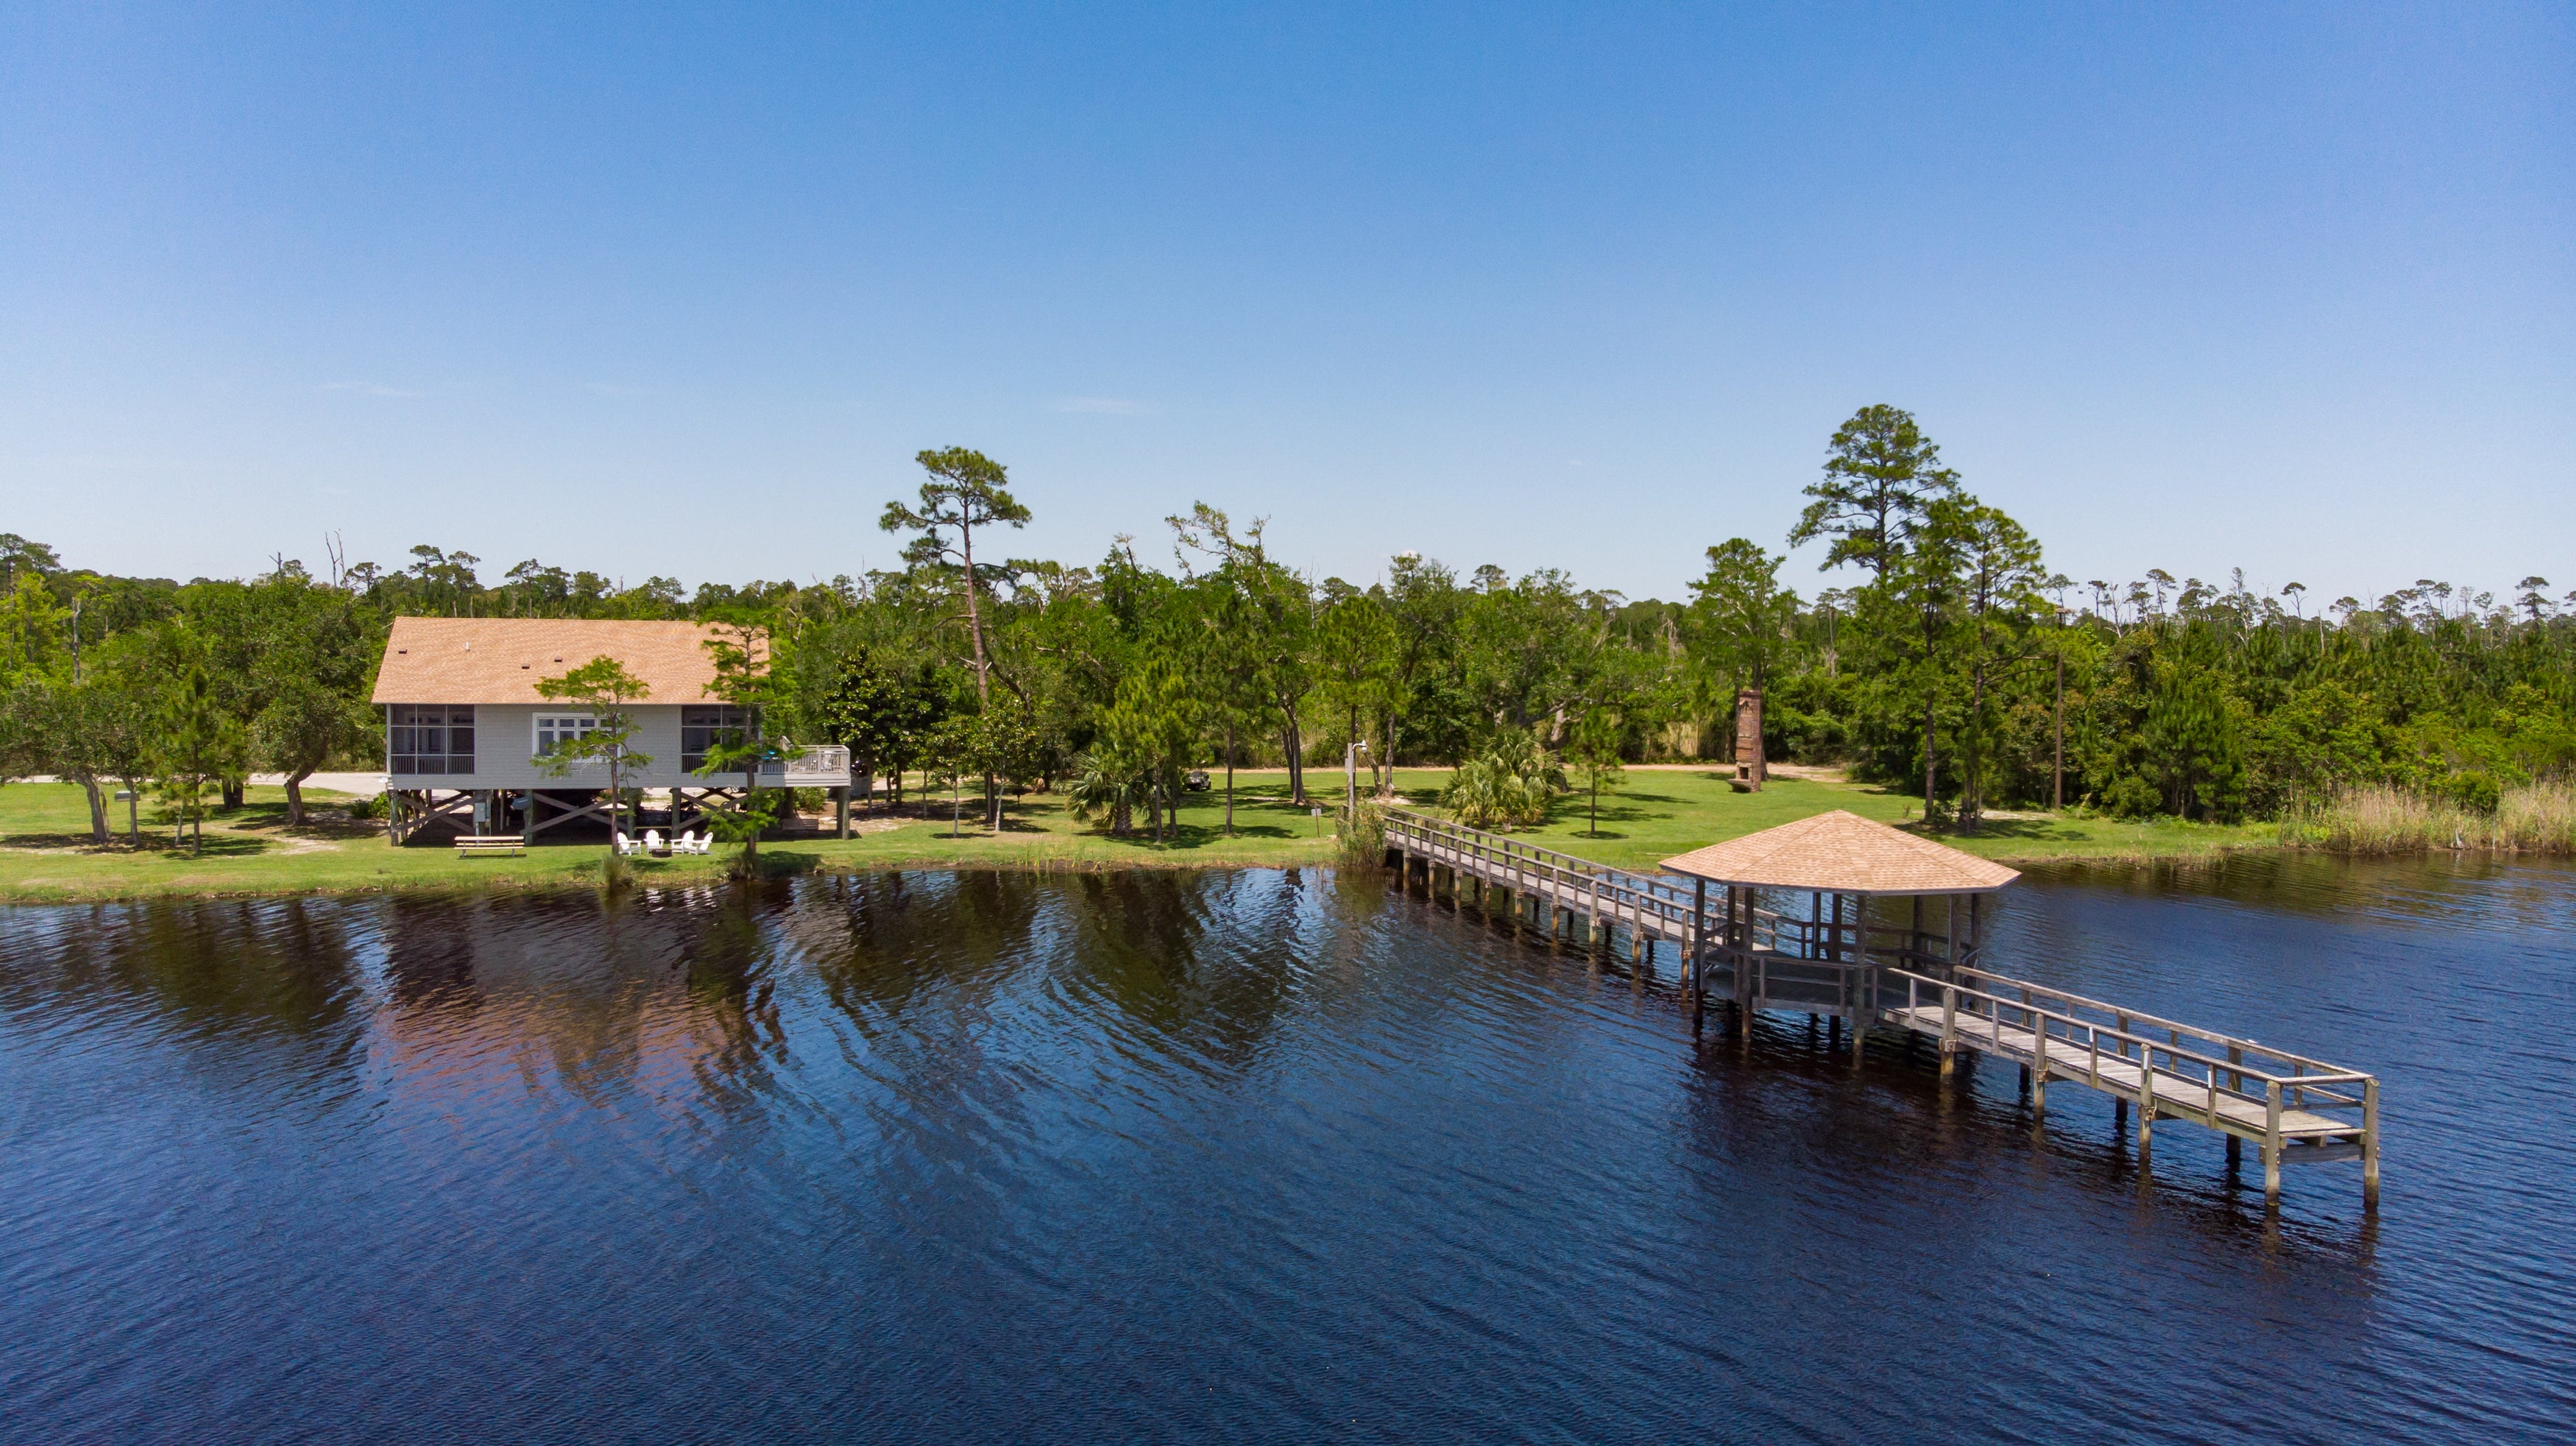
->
[644,829,668,856]
[614,830,640,856]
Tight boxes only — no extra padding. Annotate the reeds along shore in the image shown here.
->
[2282,781,2576,855]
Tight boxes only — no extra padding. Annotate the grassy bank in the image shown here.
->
[1440,766,2276,873]
[2,766,2288,903]
[2280,781,2576,855]
[0,777,1354,903]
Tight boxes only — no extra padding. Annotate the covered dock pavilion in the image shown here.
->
[1660,808,2019,1049]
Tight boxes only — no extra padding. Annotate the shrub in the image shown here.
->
[1440,729,1563,829]
[2445,771,2502,816]
[1336,797,1387,868]
[2101,775,2161,820]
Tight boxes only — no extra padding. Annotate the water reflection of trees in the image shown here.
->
[800,868,1322,1078]
[1063,870,1306,1071]
[378,886,785,1113]
[0,899,367,1051]
[777,868,1331,1249]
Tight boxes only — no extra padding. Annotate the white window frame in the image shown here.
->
[533,713,601,760]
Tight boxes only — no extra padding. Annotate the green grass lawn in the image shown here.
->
[1490,767,2277,873]
[0,776,1354,902]
[0,766,2277,903]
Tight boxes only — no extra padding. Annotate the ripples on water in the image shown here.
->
[1,858,2571,1443]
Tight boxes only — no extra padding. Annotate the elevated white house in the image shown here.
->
[371,616,853,844]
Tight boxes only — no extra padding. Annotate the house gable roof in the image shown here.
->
[369,617,746,705]
[1660,809,2020,896]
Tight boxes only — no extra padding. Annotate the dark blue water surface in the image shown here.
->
[3,858,2572,1444]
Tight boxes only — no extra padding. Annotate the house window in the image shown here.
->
[682,705,751,772]
[534,714,600,759]
[389,705,475,775]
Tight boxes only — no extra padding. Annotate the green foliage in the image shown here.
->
[534,655,654,847]
[1440,727,1564,830]
[1689,539,1800,698]
[882,446,1030,708]
[2101,774,2161,820]
[2446,770,2502,816]
[806,649,914,786]
[1314,594,1398,791]
[1788,404,1961,581]
[9,407,2575,858]
[1565,707,1627,836]
[1336,796,1388,867]
[156,663,224,853]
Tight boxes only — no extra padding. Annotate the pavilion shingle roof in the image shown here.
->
[369,618,746,705]
[1660,810,2020,896]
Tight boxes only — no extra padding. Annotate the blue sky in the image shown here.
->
[3,3,2568,604]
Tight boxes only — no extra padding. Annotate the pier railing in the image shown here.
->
[1883,965,2378,1149]
[1383,808,1962,970]
[1382,808,1784,944]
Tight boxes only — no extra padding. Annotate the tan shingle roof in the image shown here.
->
[369,618,748,705]
[1660,810,2020,896]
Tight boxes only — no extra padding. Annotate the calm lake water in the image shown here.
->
[3,857,2572,1443]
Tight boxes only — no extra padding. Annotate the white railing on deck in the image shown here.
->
[756,744,850,780]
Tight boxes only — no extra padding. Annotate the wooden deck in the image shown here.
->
[1381,808,2380,1206]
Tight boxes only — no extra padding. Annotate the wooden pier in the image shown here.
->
[1381,807,2380,1207]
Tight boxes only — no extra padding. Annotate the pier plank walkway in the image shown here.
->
[1380,808,2380,1205]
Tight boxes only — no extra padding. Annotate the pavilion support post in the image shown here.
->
[1691,878,1708,1036]
[1722,886,1740,1035]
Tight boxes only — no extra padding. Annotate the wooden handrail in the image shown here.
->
[1883,966,2371,1104]
[1949,964,2349,1075]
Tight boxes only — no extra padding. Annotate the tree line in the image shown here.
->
[5,406,2570,844]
